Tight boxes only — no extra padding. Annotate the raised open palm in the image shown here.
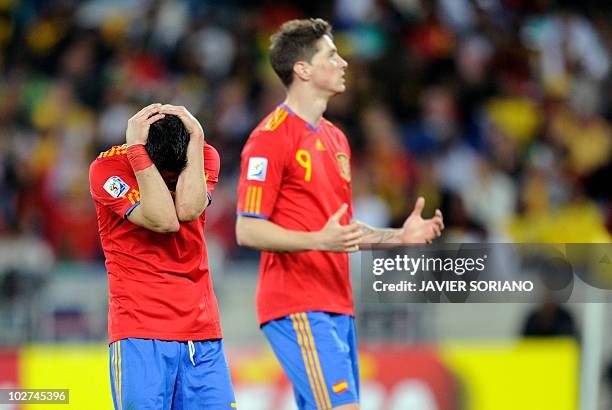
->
[399,197,444,244]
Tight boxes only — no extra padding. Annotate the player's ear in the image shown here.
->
[293,61,311,82]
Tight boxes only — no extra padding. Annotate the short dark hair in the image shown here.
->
[145,114,189,173]
[269,18,332,88]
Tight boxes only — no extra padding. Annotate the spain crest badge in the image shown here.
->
[335,153,351,182]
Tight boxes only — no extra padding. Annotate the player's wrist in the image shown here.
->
[127,144,154,173]
[399,230,418,244]
[307,231,324,251]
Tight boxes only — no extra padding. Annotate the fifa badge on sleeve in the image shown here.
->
[104,176,131,198]
[247,157,268,181]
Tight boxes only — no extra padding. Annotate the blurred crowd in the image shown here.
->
[0,0,610,266]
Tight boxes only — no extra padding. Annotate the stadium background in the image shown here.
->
[0,0,610,408]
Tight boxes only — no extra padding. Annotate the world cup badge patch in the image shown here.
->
[103,176,130,198]
[336,153,351,182]
[247,157,268,181]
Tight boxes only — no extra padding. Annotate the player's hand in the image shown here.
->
[316,204,363,253]
[399,197,444,244]
[159,104,205,140]
[126,103,165,147]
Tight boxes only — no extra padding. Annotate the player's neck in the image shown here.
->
[284,87,329,128]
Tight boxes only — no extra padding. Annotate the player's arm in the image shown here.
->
[236,203,362,253]
[356,197,444,248]
[125,104,180,233]
[159,105,208,221]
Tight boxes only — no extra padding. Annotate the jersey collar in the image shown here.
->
[280,103,322,133]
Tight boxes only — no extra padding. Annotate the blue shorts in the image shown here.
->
[262,312,360,410]
[109,338,236,409]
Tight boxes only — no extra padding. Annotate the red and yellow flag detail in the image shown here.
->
[332,380,349,394]
[123,188,140,205]
[244,186,263,214]
[262,107,289,132]
[98,144,128,158]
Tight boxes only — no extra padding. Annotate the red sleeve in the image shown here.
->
[204,143,220,198]
[89,158,141,218]
[236,130,288,219]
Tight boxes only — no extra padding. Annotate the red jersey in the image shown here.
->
[237,104,354,325]
[89,143,222,344]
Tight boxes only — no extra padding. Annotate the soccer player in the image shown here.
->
[89,103,236,409]
[235,19,444,410]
